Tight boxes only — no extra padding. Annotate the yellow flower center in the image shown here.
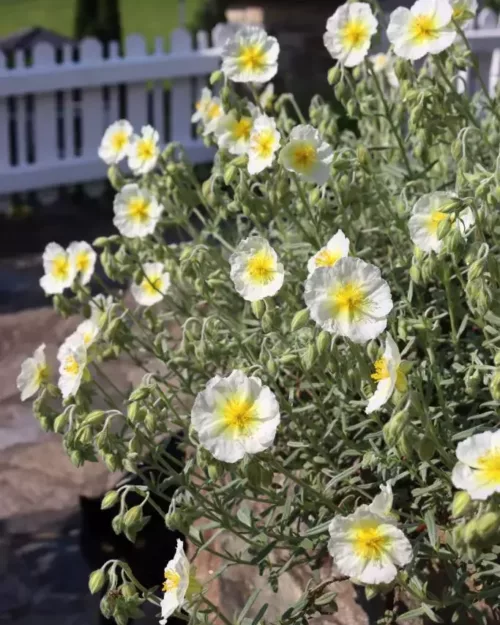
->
[110,129,128,152]
[221,394,257,436]
[163,569,181,593]
[246,250,276,285]
[330,281,366,320]
[351,522,390,560]
[207,102,221,121]
[232,117,253,141]
[238,43,266,73]
[291,143,317,173]
[371,358,408,393]
[136,138,156,162]
[142,275,162,297]
[477,451,500,485]
[76,252,90,273]
[409,14,439,43]
[253,130,275,159]
[52,255,70,281]
[427,210,447,235]
[128,197,151,223]
[341,19,369,50]
[315,248,342,268]
[35,364,49,386]
[64,355,80,376]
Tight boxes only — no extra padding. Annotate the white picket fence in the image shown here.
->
[0,29,221,198]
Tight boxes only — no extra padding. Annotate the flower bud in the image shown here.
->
[489,369,500,401]
[107,165,125,191]
[475,511,500,541]
[223,165,236,186]
[437,216,452,240]
[70,450,85,467]
[468,259,486,281]
[316,331,331,356]
[93,236,109,248]
[291,308,310,332]
[104,453,120,472]
[53,411,69,434]
[144,411,157,433]
[123,505,144,529]
[261,312,274,334]
[494,352,500,366]
[89,569,107,594]
[383,409,409,446]
[328,65,342,86]
[397,427,415,458]
[84,410,106,426]
[251,300,266,320]
[121,583,137,598]
[266,356,277,376]
[451,491,472,518]
[417,435,435,462]
[409,265,421,284]
[101,490,120,510]
[210,69,223,85]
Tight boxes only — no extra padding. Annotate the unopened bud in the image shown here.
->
[89,569,107,594]
[223,165,236,186]
[475,511,500,541]
[316,331,331,356]
[107,165,125,191]
[123,505,143,529]
[209,69,222,85]
[266,356,277,376]
[84,410,106,426]
[328,65,342,86]
[437,216,452,240]
[451,491,472,518]
[101,490,120,510]
[417,435,435,462]
[489,369,500,401]
[251,300,266,320]
[261,312,274,334]
[291,308,310,332]
[53,412,69,434]
[383,410,409,446]
[463,519,479,545]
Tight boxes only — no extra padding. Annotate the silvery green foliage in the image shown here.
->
[29,22,500,625]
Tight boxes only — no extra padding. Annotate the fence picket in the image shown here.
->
[62,43,76,159]
[153,37,166,141]
[80,38,105,159]
[125,34,148,133]
[33,42,58,166]
[474,8,499,95]
[170,28,193,145]
[0,52,8,171]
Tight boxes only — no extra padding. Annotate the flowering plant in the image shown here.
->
[18,0,500,622]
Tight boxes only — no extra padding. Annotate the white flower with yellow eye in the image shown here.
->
[40,242,77,295]
[160,539,190,625]
[215,108,256,156]
[57,341,87,399]
[191,370,280,463]
[366,334,407,414]
[221,26,279,83]
[131,262,171,307]
[66,320,99,350]
[17,344,50,401]
[201,97,224,136]
[98,119,133,165]
[127,125,160,175]
[68,241,96,286]
[370,52,399,88]
[230,236,284,302]
[451,0,477,26]
[323,2,378,68]
[113,183,163,238]
[304,257,393,344]
[248,115,281,174]
[328,506,412,585]
[191,87,213,124]
[308,230,350,276]
[408,192,474,254]
[280,125,333,185]
[452,431,500,500]
[387,0,456,61]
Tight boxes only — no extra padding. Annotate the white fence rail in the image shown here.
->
[0,29,221,197]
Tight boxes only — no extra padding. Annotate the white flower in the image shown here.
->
[323,2,378,68]
[280,125,333,185]
[387,0,456,61]
[221,26,279,83]
[68,241,96,285]
[304,257,393,344]
[307,230,350,276]
[127,125,160,175]
[131,262,171,307]
[370,53,399,88]
[451,0,477,26]
[191,370,280,463]
[452,431,500,500]
[366,334,408,414]
[328,507,412,585]
[408,192,474,254]
[230,236,284,302]
[113,183,163,238]
[40,242,77,295]
[98,119,133,165]
[202,97,224,136]
[16,344,49,401]
[160,539,190,625]
[66,320,100,349]
[248,115,281,174]
[57,341,87,399]
[90,294,114,327]
[191,87,213,124]
[215,108,256,155]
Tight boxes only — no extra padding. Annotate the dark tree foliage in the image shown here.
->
[74,0,122,44]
